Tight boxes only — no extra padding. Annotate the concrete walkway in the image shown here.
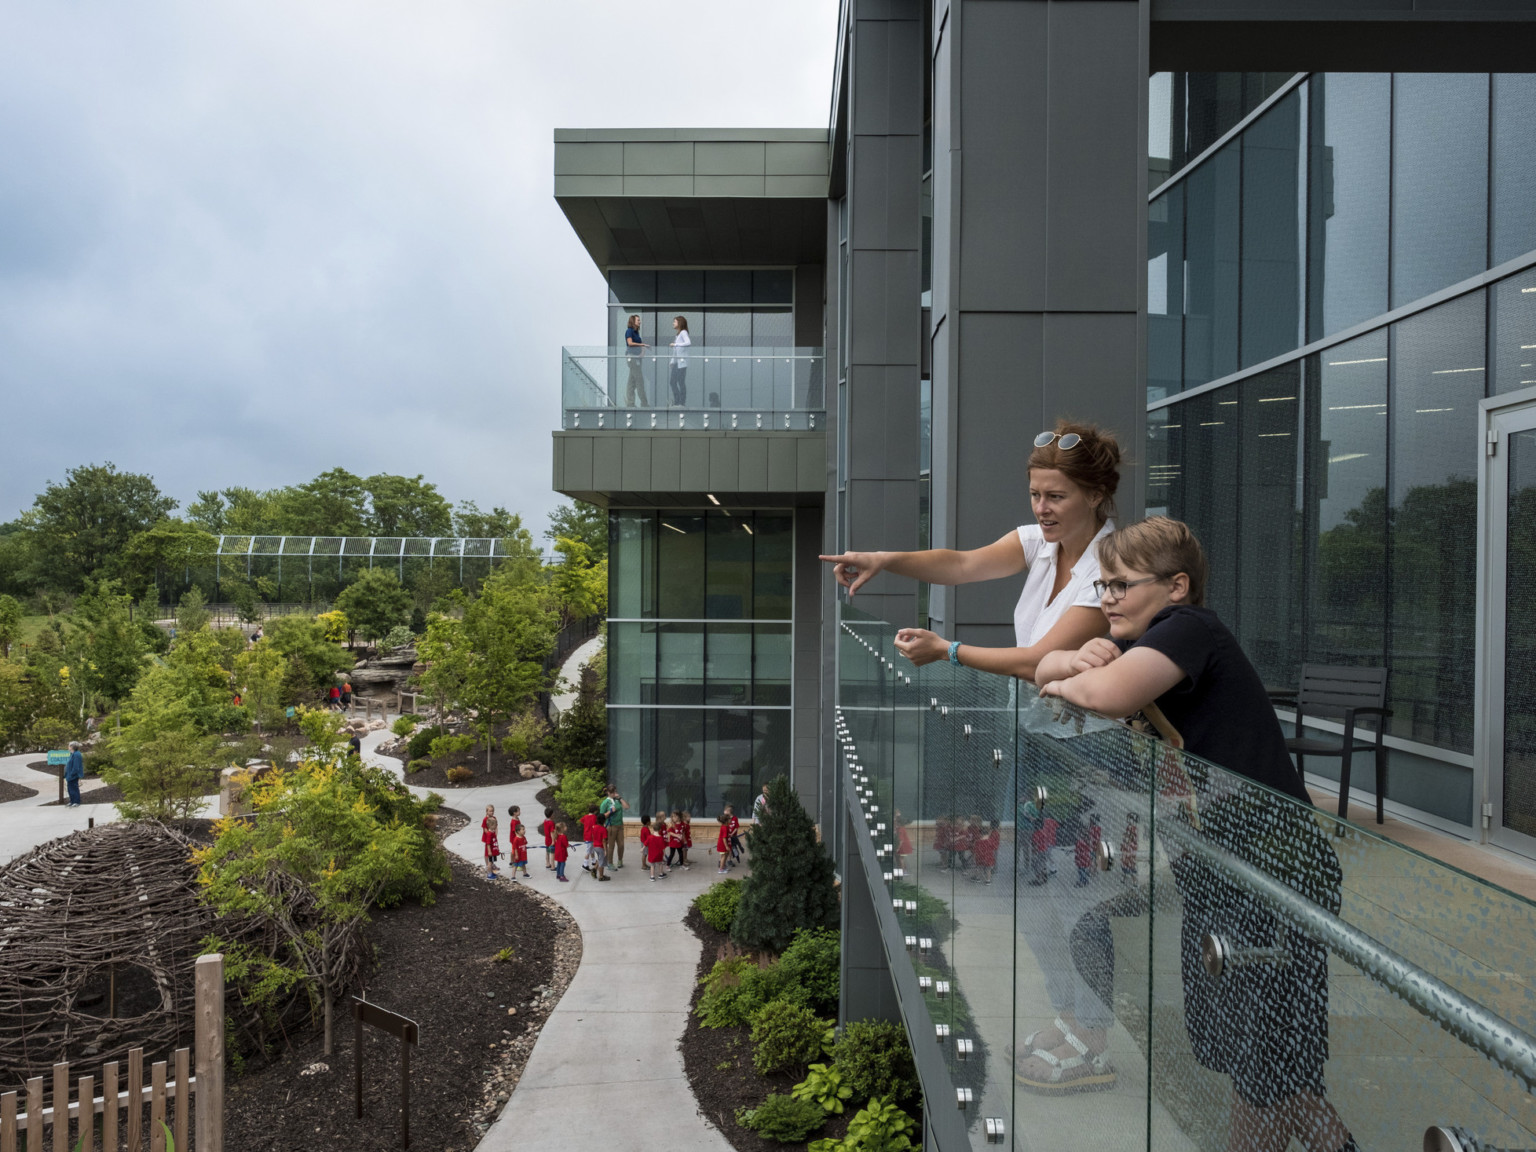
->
[0,752,169,864]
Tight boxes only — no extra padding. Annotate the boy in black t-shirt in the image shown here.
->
[1036,518,1357,1152]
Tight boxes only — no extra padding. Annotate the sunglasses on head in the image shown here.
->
[1034,431,1081,450]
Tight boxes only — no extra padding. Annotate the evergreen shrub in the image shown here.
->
[737,1093,826,1143]
[832,1020,920,1107]
[405,724,445,761]
[428,733,475,759]
[778,927,840,1016]
[731,775,839,954]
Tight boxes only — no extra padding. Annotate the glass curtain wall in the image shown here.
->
[607,269,794,350]
[609,509,794,816]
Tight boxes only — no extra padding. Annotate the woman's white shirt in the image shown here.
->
[670,329,691,366]
[1012,519,1115,647]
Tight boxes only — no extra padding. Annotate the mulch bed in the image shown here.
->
[680,906,851,1152]
[223,812,582,1152]
[0,778,38,804]
[534,784,582,832]
[43,783,123,806]
[380,734,552,793]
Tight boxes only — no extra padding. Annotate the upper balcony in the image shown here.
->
[561,346,825,432]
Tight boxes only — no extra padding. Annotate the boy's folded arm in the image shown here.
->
[1051,647,1186,717]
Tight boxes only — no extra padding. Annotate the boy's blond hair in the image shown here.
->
[1097,517,1207,607]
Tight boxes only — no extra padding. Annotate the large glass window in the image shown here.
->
[1389,292,1484,752]
[607,509,795,814]
[1183,141,1241,390]
[608,269,795,350]
[1305,331,1389,668]
[1168,390,1239,614]
[1391,74,1489,309]
[1148,182,1184,402]
[1491,266,1536,396]
[1240,90,1303,368]
[1307,73,1391,342]
[1493,74,1536,267]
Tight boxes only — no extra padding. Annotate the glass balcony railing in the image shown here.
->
[836,603,1536,1152]
[561,346,825,431]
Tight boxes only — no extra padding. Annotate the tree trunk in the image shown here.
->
[323,987,333,1056]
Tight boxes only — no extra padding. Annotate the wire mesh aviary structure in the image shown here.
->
[0,821,365,1084]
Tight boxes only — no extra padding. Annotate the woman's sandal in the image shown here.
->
[1014,1021,1117,1095]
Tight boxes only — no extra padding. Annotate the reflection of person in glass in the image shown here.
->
[1037,518,1356,1152]
[668,315,691,406]
[624,313,648,406]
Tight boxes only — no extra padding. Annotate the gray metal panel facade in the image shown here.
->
[551,431,828,507]
[929,0,1148,645]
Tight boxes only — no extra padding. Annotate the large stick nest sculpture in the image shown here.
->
[0,821,363,1084]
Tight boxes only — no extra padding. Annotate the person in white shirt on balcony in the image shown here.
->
[668,315,692,406]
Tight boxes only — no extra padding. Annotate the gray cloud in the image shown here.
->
[0,0,837,535]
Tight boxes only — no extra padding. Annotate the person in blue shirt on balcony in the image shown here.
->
[668,315,691,406]
[1036,517,1356,1152]
[623,314,648,407]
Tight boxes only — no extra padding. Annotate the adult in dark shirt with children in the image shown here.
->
[1035,517,1356,1152]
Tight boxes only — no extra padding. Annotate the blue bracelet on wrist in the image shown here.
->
[947,640,962,666]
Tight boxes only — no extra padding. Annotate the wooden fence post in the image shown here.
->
[25,1080,40,1148]
[127,1050,142,1152]
[150,1062,166,1152]
[77,1075,94,1152]
[102,1062,118,1152]
[195,953,224,1152]
[51,1063,67,1152]
[0,1091,14,1152]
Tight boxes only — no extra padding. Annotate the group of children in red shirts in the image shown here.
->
[932,815,1003,883]
[482,804,573,882]
[481,799,753,885]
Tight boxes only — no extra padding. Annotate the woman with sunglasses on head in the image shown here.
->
[820,421,1121,681]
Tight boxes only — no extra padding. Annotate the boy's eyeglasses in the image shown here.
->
[1034,431,1081,450]
[1093,575,1163,601]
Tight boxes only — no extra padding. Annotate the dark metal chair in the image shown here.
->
[1268,665,1392,824]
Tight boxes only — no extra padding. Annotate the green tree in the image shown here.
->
[118,520,219,603]
[732,776,839,954]
[67,580,148,706]
[29,463,177,590]
[177,587,212,633]
[547,663,606,775]
[549,537,608,627]
[414,613,470,723]
[364,474,453,537]
[195,755,445,1054]
[459,557,558,768]
[227,578,262,624]
[234,642,287,732]
[105,666,225,820]
[282,468,370,536]
[263,615,353,698]
[0,521,40,598]
[334,568,413,646]
[452,501,526,541]
[0,594,21,658]
[545,500,607,561]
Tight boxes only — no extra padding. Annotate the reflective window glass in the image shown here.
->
[1306,331,1389,668]
[1168,390,1239,615]
[1240,90,1303,368]
[754,625,793,706]
[1491,267,1536,396]
[611,512,653,618]
[656,623,705,705]
[1235,364,1303,687]
[706,709,756,812]
[608,708,645,810]
[1183,142,1240,390]
[706,514,753,619]
[1391,74,1489,308]
[1148,183,1184,402]
[1307,73,1390,342]
[607,622,657,705]
[705,624,752,705]
[657,709,706,815]
[657,515,706,619]
[1492,74,1536,267]
[752,515,794,619]
[1389,291,1484,752]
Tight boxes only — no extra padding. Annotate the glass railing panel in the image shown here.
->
[1144,737,1536,1152]
[1006,703,1152,1152]
[561,346,826,430]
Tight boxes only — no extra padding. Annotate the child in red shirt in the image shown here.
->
[643,814,668,880]
[971,819,1000,884]
[933,816,954,870]
[725,805,742,866]
[580,810,598,872]
[590,819,610,881]
[511,821,530,879]
[714,812,731,874]
[952,819,975,874]
[679,811,692,870]
[481,805,501,880]
[1030,810,1059,886]
[553,821,571,882]
[1119,812,1139,885]
[663,811,682,868]
[541,808,557,870]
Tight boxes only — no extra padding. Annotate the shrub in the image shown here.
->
[737,1094,826,1143]
[391,714,422,737]
[405,724,445,761]
[841,1096,917,1152]
[26,716,75,753]
[743,961,811,1013]
[750,1000,827,1076]
[696,956,763,1029]
[791,1063,853,1114]
[732,776,838,954]
[779,927,840,1015]
[428,733,475,759]
[407,759,430,774]
[553,765,605,820]
[832,1021,919,1107]
[693,879,742,932]
[382,625,414,650]
[445,765,474,783]
[500,709,548,762]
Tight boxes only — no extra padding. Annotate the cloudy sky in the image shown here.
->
[0,2,838,536]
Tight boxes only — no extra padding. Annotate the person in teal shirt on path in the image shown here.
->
[600,786,630,869]
[64,741,84,807]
